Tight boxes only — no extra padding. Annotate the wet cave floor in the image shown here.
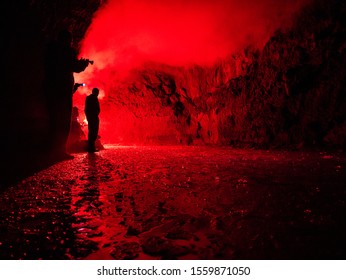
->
[0,145,345,260]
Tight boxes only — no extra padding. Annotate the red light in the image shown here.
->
[74,0,309,144]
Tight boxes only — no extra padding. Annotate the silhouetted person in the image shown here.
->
[44,29,90,159]
[85,88,100,152]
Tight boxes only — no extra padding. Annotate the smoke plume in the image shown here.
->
[73,0,310,143]
[75,0,309,98]
[80,0,309,66]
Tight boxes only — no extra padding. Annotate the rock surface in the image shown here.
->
[1,146,345,259]
[100,0,346,147]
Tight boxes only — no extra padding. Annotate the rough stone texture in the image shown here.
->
[0,146,345,259]
[98,51,254,145]
[103,0,346,148]
[221,0,346,149]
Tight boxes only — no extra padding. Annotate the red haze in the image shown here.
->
[79,0,308,66]
[76,0,309,90]
[74,0,309,143]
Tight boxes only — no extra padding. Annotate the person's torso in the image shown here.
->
[85,96,100,117]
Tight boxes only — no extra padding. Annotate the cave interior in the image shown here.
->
[1,0,346,260]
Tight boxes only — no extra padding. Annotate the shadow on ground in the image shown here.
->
[1,146,346,259]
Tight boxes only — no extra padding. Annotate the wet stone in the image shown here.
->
[165,230,193,240]
[161,245,190,259]
[141,236,172,256]
[102,243,111,248]
[114,193,123,202]
[0,146,346,259]
[126,226,141,237]
[110,242,140,260]
[72,239,99,259]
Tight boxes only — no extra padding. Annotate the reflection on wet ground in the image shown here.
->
[0,146,345,259]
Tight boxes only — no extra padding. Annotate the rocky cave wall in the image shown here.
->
[106,0,346,148]
[219,0,346,149]
[3,0,346,151]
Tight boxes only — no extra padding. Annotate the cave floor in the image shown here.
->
[0,145,345,260]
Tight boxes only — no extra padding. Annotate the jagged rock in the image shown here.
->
[110,242,140,260]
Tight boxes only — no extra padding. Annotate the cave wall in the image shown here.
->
[3,0,346,151]
[3,0,102,152]
[221,0,346,149]
[100,53,251,144]
[103,0,346,148]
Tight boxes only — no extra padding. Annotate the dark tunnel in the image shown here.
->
[1,0,346,260]
[3,0,346,155]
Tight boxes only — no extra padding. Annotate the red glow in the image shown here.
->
[74,0,309,143]
[80,0,308,67]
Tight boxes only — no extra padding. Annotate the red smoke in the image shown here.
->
[74,0,309,142]
[79,0,308,66]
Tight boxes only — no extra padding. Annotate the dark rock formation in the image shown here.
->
[106,0,345,148]
[3,0,102,153]
[219,0,346,149]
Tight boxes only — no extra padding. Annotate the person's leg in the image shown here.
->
[88,118,99,152]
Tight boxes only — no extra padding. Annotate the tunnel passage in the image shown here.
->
[3,0,346,156]
[73,0,346,148]
[2,0,346,262]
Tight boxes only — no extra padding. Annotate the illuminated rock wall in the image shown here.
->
[100,0,346,148]
[94,54,250,145]
[3,0,346,150]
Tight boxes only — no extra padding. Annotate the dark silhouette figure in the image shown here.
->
[85,88,100,152]
[44,29,90,159]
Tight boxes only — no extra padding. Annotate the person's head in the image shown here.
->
[92,88,99,97]
[57,29,72,46]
